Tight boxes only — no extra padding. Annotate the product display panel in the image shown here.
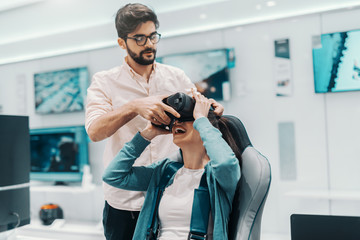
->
[313,29,360,93]
[30,126,89,184]
[157,48,235,101]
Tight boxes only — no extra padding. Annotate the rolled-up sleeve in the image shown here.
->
[194,117,241,193]
[85,73,113,132]
[102,132,156,191]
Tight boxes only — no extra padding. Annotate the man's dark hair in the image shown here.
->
[115,3,159,39]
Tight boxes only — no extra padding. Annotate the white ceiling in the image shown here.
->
[1,0,360,65]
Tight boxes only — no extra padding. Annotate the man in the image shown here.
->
[85,3,223,240]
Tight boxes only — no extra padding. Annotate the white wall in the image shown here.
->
[321,8,360,218]
[1,6,360,236]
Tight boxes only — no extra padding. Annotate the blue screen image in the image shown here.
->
[30,132,78,173]
[313,29,360,93]
[34,67,88,114]
[29,126,88,182]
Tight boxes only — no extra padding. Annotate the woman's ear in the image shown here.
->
[118,38,126,49]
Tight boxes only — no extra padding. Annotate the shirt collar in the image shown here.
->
[123,56,157,78]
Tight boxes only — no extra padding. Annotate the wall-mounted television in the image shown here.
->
[30,126,89,184]
[157,48,235,101]
[34,67,89,114]
[313,29,360,93]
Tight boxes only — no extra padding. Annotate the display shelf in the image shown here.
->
[30,184,96,193]
[14,219,104,240]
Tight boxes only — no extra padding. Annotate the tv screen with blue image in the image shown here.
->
[30,126,88,183]
[313,29,360,93]
[34,67,89,114]
[157,48,235,101]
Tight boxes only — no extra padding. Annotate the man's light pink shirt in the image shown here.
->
[86,59,195,211]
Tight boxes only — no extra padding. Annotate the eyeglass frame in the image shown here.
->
[124,32,161,46]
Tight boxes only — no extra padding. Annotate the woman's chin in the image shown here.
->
[172,138,181,147]
[173,135,185,148]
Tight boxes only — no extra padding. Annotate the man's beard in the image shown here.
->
[127,46,157,65]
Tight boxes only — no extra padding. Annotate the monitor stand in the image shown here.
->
[54,181,67,186]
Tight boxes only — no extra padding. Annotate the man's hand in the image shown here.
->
[133,95,180,125]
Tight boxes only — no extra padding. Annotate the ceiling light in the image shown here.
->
[0,0,44,12]
[266,1,276,7]
[255,4,262,10]
[155,0,229,13]
[200,13,207,19]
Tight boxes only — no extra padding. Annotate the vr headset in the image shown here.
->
[153,92,195,131]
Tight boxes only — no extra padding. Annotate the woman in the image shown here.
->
[103,92,241,239]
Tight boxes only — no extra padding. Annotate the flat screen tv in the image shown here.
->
[0,115,30,232]
[157,48,235,101]
[30,126,89,184]
[34,66,89,114]
[313,29,360,93]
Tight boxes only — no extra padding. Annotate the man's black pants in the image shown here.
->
[103,201,140,240]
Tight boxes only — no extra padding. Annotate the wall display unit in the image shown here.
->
[157,48,235,101]
[313,29,360,93]
[34,67,89,114]
[274,39,293,96]
[0,115,30,232]
[30,126,89,184]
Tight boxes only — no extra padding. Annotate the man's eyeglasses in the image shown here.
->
[125,32,161,46]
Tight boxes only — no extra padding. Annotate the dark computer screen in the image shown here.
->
[0,115,30,232]
[31,132,78,173]
[291,214,360,240]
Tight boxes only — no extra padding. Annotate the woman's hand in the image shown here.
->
[140,121,171,141]
[192,89,212,120]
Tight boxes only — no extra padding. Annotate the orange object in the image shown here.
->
[40,204,59,210]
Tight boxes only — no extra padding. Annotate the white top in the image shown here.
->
[158,167,213,240]
[85,58,195,211]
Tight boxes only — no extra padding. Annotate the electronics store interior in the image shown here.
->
[1,1,360,240]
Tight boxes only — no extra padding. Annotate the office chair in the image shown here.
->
[223,115,272,240]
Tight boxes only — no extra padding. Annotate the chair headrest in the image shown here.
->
[222,115,252,154]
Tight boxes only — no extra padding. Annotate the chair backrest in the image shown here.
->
[223,115,272,240]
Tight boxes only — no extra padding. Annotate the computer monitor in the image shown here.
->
[291,214,360,240]
[0,115,30,232]
[312,29,360,93]
[157,48,235,101]
[34,66,89,114]
[30,126,89,184]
